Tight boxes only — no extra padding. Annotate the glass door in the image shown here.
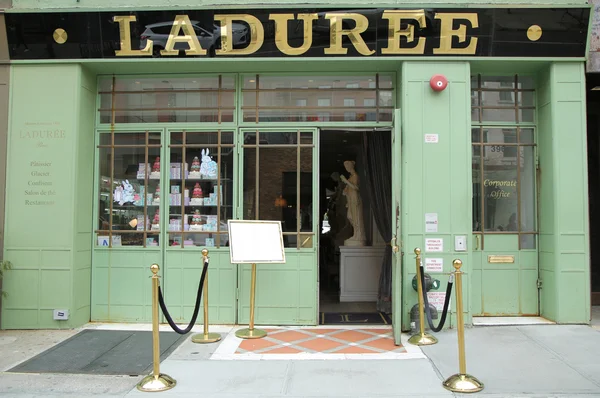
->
[237,128,319,325]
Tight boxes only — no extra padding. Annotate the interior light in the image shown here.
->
[592,86,600,91]
[249,79,255,83]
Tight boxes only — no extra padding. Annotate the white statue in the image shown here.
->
[340,160,366,246]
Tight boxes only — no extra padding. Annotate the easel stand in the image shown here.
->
[235,263,267,339]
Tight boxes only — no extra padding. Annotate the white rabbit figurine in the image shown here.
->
[200,149,218,179]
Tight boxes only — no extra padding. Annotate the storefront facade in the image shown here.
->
[0,2,593,340]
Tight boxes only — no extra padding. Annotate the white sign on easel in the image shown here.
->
[228,220,286,264]
[228,220,286,340]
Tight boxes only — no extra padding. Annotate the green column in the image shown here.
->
[1,64,95,329]
[401,61,472,331]
[537,62,590,323]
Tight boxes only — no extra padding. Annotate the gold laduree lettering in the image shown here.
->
[434,13,478,55]
[381,10,426,55]
[215,14,264,55]
[114,16,152,56]
[270,13,318,56]
[161,15,205,56]
[324,13,374,56]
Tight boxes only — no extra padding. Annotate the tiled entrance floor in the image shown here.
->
[211,326,426,360]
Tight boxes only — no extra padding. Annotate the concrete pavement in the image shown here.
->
[0,322,599,397]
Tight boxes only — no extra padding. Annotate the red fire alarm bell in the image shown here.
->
[430,75,448,92]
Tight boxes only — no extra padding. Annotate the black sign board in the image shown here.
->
[4,7,590,60]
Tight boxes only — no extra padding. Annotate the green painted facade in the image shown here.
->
[0,3,593,332]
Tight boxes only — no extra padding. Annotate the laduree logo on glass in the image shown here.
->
[113,12,479,57]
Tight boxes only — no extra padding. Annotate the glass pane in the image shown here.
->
[471,90,479,106]
[520,146,536,232]
[259,146,297,231]
[243,131,257,145]
[481,75,515,89]
[379,91,394,107]
[379,108,393,122]
[483,145,518,232]
[483,91,516,107]
[220,92,235,109]
[519,91,534,107]
[299,234,314,248]
[169,233,183,247]
[471,128,480,143]
[300,131,313,144]
[471,107,480,122]
[99,93,112,111]
[518,76,534,90]
[481,108,517,123]
[520,128,535,144]
[472,145,481,231]
[243,147,257,220]
[222,76,235,90]
[243,92,257,107]
[379,75,393,89]
[261,131,298,145]
[222,132,234,145]
[98,148,111,231]
[482,128,517,144]
[98,77,113,92]
[99,111,111,124]
[300,148,314,233]
[243,75,258,89]
[221,110,234,123]
[519,108,535,123]
[186,131,219,146]
[114,133,147,146]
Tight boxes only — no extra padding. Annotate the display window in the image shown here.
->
[167,130,234,248]
[96,131,163,247]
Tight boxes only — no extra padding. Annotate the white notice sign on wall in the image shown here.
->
[425,213,438,233]
[425,258,443,273]
[425,238,443,252]
[427,292,448,312]
[425,134,439,143]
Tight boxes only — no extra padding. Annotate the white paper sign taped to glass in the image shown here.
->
[228,220,286,264]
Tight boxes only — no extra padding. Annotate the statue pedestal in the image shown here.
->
[339,246,385,302]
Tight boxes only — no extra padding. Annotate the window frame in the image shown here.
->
[240,128,317,250]
[471,74,538,250]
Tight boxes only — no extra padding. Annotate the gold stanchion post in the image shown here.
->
[408,248,438,346]
[192,249,221,344]
[235,263,267,339]
[137,264,176,392]
[443,259,484,393]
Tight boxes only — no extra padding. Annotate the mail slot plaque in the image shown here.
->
[487,255,515,263]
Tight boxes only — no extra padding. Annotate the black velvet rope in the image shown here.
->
[419,265,454,333]
[158,260,209,335]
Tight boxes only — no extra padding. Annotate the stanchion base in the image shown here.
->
[235,328,267,339]
[408,332,438,346]
[136,373,177,392]
[191,332,222,344]
[443,373,484,393]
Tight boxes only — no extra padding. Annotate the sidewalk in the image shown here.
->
[0,320,599,397]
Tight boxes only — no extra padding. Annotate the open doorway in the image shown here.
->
[318,128,392,324]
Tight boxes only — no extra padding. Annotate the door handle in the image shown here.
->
[475,235,480,250]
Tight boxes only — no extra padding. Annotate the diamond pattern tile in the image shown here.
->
[233,327,406,355]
